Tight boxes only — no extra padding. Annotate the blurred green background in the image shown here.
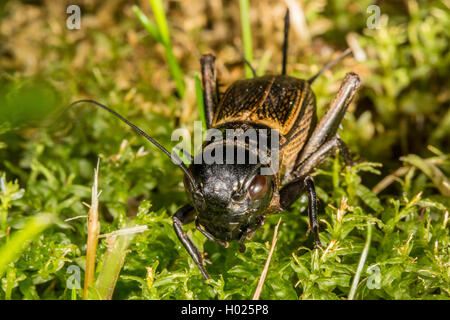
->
[0,0,448,300]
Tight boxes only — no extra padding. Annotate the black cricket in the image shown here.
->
[71,10,360,280]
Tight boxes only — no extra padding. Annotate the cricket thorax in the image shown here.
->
[212,75,317,176]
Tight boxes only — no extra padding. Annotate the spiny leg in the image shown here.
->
[335,137,355,167]
[280,137,348,248]
[283,135,346,185]
[200,54,218,129]
[298,72,360,165]
[279,72,360,248]
[295,137,344,179]
[172,204,210,280]
[279,175,321,248]
[305,176,321,248]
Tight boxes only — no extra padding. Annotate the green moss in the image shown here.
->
[0,0,448,300]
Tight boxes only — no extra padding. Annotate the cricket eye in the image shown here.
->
[248,175,269,200]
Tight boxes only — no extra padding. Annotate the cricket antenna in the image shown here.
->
[242,56,257,78]
[67,99,199,192]
[308,48,353,84]
[281,8,290,75]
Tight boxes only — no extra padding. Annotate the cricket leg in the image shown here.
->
[294,137,344,179]
[200,54,218,128]
[279,74,360,247]
[172,204,210,280]
[297,72,360,165]
[279,175,321,248]
[305,176,321,248]
[195,220,228,248]
[280,137,346,247]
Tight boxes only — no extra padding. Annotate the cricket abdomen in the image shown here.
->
[212,75,317,174]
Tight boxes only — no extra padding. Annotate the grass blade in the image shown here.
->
[132,5,161,43]
[134,0,185,98]
[400,154,450,197]
[348,222,373,300]
[239,0,254,78]
[94,230,135,300]
[0,213,54,278]
[149,0,170,44]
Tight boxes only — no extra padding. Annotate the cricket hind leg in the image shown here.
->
[280,134,356,249]
[200,54,219,129]
[283,72,360,185]
[278,68,360,250]
[297,72,360,165]
[280,134,354,247]
[172,204,211,280]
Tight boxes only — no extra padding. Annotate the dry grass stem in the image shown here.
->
[372,166,409,195]
[252,217,282,300]
[83,159,100,299]
[98,225,148,238]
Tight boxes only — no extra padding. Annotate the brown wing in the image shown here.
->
[213,75,316,172]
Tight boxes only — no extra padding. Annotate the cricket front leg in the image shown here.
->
[172,204,211,280]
